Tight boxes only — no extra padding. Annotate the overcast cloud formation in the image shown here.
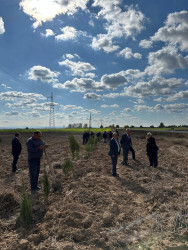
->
[0,0,187,128]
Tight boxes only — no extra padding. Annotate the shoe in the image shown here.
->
[16,168,20,171]
[12,170,19,174]
[36,186,41,190]
[112,173,119,177]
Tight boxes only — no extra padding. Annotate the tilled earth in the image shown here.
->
[0,130,188,250]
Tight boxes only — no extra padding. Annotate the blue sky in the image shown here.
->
[0,0,188,128]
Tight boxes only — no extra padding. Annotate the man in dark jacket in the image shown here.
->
[83,131,87,145]
[108,132,120,176]
[26,130,47,192]
[11,132,22,173]
[146,132,159,167]
[120,129,135,165]
[103,131,107,143]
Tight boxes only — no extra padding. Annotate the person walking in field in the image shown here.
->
[103,131,107,143]
[146,132,159,168]
[108,132,120,177]
[120,128,135,165]
[11,132,22,173]
[26,130,47,193]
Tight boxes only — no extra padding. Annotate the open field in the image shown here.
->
[0,130,188,249]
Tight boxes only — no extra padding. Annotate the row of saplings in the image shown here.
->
[19,134,101,228]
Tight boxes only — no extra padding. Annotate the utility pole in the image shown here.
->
[47,92,55,128]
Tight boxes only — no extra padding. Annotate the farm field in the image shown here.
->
[0,130,188,249]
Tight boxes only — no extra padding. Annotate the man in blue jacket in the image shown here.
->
[26,130,47,193]
[108,132,120,177]
[11,132,22,173]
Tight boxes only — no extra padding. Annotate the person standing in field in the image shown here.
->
[11,132,22,173]
[120,128,135,165]
[146,132,159,168]
[26,130,47,193]
[108,132,120,177]
[103,131,107,143]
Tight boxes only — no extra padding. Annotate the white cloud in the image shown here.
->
[145,46,188,76]
[91,2,146,53]
[41,28,55,37]
[59,59,96,76]
[165,89,188,102]
[1,83,11,89]
[118,47,142,59]
[0,91,45,102]
[55,26,77,41]
[83,93,102,99]
[139,39,152,48]
[123,76,184,98]
[134,103,188,113]
[89,19,94,27]
[101,104,119,108]
[61,105,83,110]
[28,65,60,83]
[151,11,188,51]
[0,17,5,34]
[91,34,120,53]
[123,108,133,112]
[101,71,128,89]
[20,0,89,28]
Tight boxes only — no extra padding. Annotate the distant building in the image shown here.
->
[68,123,82,128]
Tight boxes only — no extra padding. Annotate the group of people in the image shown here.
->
[11,131,47,193]
[108,129,159,177]
[11,128,159,192]
[82,131,95,145]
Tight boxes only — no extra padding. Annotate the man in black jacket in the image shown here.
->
[11,132,22,173]
[108,132,120,176]
[26,131,47,192]
[146,132,159,167]
[120,129,135,165]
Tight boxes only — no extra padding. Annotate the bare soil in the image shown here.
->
[0,130,188,250]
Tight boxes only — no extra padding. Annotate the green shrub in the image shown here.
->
[86,136,96,152]
[62,158,74,178]
[43,165,50,200]
[68,135,80,159]
[20,180,32,228]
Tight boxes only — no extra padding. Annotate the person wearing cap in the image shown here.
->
[108,132,120,177]
[11,132,22,173]
[146,132,159,168]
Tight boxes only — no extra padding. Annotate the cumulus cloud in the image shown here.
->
[41,28,55,37]
[123,76,184,98]
[91,2,146,52]
[145,46,188,76]
[118,47,142,59]
[55,26,78,41]
[134,103,188,113]
[164,89,188,102]
[61,105,83,110]
[0,91,45,102]
[101,71,128,89]
[0,17,5,34]
[28,65,60,83]
[83,93,102,99]
[20,0,89,28]
[59,59,95,76]
[101,104,119,108]
[139,39,152,48]
[53,77,105,92]
[140,11,188,51]
[91,34,120,53]
[123,108,133,112]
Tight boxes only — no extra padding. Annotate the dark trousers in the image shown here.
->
[83,138,86,145]
[28,158,41,191]
[129,146,135,160]
[111,156,118,174]
[12,154,19,172]
[148,152,158,167]
[122,148,129,165]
